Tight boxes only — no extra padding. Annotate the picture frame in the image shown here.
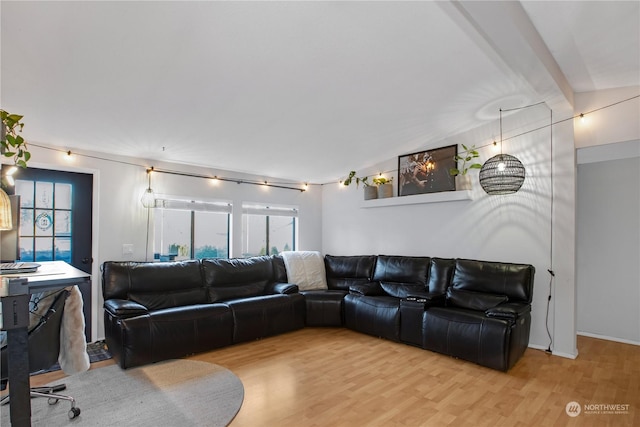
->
[398,144,457,197]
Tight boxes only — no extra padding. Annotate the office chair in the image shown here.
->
[1,289,81,419]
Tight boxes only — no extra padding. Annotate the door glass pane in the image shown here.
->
[269,216,295,255]
[15,180,34,207]
[54,237,72,263]
[19,209,34,236]
[34,209,54,236]
[55,211,72,236]
[35,237,53,261]
[242,214,266,257]
[35,182,54,209]
[14,178,76,263]
[194,212,229,259]
[55,183,72,209]
[19,237,34,261]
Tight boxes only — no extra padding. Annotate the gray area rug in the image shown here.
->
[1,359,244,427]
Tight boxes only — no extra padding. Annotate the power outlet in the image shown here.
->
[122,244,134,256]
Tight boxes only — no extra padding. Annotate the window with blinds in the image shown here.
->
[241,204,298,257]
[153,198,231,260]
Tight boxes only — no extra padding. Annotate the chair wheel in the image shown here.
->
[68,407,81,419]
[48,397,59,405]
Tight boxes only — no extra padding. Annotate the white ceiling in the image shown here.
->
[1,1,638,184]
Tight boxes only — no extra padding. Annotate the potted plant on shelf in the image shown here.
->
[449,144,481,190]
[373,176,394,199]
[343,171,378,200]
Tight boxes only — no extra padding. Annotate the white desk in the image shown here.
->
[1,261,91,427]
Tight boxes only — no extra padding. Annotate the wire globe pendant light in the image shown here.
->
[479,109,526,195]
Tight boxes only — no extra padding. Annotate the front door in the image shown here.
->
[5,166,93,340]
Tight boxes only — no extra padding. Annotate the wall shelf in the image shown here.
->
[360,190,472,208]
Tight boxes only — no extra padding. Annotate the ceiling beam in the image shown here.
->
[440,0,574,114]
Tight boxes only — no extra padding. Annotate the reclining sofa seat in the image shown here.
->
[422,259,535,371]
[102,256,304,369]
[300,255,377,327]
[203,257,305,343]
[345,255,429,341]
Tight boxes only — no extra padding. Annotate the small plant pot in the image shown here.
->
[455,174,472,191]
[363,186,378,200]
[377,183,393,199]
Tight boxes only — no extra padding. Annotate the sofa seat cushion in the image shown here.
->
[225,294,305,343]
[344,294,400,342]
[422,307,512,371]
[281,251,328,290]
[446,288,508,311]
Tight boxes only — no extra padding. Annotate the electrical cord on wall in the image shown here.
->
[545,270,554,353]
[545,108,555,354]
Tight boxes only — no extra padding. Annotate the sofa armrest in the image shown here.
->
[104,299,148,318]
[266,282,300,295]
[349,281,385,296]
[485,302,531,320]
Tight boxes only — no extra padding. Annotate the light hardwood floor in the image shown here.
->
[31,329,638,427]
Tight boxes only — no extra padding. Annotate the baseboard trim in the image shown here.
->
[527,343,548,351]
[527,343,578,359]
[552,350,578,359]
[577,331,640,346]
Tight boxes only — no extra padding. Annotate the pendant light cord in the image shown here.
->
[499,109,503,155]
[145,207,150,261]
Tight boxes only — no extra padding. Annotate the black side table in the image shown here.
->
[400,297,430,347]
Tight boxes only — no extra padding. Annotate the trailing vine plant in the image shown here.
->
[1,110,30,168]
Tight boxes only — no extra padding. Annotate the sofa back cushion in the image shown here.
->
[373,255,430,298]
[427,258,456,294]
[451,259,535,303]
[102,260,207,310]
[271,255,288,283]
[202,256,274,301]
[324,255,376,290]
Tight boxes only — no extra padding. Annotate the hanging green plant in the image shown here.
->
[342,170,373,187]
[1,109,30,168]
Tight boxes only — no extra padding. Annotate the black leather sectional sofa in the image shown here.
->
[102,254,534,371]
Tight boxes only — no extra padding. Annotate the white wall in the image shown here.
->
[322,103,573,352]
[576,146,640,345]
[574,86,640,149]
[573,88,640,346]
[11,145,323,341]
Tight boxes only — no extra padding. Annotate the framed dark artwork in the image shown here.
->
[398,144,457,197]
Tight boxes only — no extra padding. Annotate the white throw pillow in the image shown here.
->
[281,251,328,291]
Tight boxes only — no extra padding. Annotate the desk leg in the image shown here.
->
[1,293,31,427]
[7,327,30,427]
